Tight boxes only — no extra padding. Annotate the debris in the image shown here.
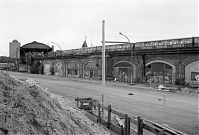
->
[114,115,124,127]
[128,93,134,95]
[157,85,166,91]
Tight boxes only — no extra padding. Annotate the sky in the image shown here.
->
[0,0,198,56]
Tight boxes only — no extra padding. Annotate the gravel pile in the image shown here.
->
[0,71,110,135]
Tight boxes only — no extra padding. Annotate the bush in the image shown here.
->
[135,77,143,83]
[175,77,185,85]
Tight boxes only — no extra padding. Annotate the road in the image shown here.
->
[8,72,198,135]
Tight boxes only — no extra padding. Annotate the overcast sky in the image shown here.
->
[0,0,198,56]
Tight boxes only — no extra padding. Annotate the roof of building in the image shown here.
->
[21,41,51,50]
[12,40,19,43]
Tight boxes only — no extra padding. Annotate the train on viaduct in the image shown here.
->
[18,37,199,86]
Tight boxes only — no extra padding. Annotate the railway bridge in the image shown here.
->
[33,37,199,85]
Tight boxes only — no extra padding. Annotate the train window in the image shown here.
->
[195,37,199,43]
[185,40,189,43]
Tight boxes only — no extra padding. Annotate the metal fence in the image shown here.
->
[34,37,199,58]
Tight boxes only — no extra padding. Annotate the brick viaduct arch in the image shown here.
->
[43,60,52,75]
[65,60,79,77]
[82,60,98,79]
[54,60,62,76]
[112,60,136,82]
[41,53,198,85]
[145,60,176,84]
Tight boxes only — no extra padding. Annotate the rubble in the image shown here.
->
[0,71,110,135]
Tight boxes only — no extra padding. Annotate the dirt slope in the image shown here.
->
[0,71,110,135]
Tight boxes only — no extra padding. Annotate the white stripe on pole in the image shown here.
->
[102,20,105,104]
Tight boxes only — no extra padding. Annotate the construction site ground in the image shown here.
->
[0,71,112,135]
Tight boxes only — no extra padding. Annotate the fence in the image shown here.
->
[75,98,187,135]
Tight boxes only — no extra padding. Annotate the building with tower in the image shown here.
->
[9,40,20,59]
[19,41,53,73]
[9,40,53,73]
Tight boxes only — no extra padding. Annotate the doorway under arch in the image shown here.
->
[66,61,79,78]
[54,62,62,76]
[43,63,51,75]
[83,61,98,79]
[113,61,136,83]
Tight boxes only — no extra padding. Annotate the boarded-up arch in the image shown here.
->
[145,60,176,84]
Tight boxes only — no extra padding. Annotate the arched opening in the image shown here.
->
[54,62,62,76]
[83,61,98,79]
[66,61,79,77]
[185,60,199,84]
[43,63,51,75]
[113,61,135,82]
[145,61,175,84]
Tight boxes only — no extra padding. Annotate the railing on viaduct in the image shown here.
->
[33,37,199,58]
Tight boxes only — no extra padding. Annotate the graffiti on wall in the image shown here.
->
[191,72,199,82]
[146,62,173,84]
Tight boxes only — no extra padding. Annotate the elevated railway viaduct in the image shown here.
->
[33,37,199,85]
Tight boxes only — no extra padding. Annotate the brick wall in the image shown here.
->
[42,53,199,84]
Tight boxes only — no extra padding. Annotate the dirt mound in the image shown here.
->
[0,71,110,135]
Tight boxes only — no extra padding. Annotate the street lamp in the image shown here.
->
[119,32,133,85]
[51,42,64,77]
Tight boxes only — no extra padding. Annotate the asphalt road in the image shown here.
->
[8,72,198,135]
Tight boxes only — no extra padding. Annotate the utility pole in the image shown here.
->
[102,20,105,105]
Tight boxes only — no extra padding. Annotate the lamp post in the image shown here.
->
[119,32,133,85]
[51,42,64,77]
[20,48,28,73]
